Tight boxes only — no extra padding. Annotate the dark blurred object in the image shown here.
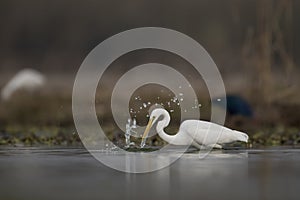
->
[213,95,253,117]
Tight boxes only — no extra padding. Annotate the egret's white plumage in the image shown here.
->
[141,108,249,149]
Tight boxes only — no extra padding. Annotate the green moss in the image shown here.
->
[0,125,81,146]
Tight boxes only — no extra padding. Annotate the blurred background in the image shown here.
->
[0,0,299,147]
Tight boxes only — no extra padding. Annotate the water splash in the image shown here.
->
[125,118,136,148]
[140,138,147,148]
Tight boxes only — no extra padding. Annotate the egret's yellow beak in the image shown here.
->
[142,117,155,140]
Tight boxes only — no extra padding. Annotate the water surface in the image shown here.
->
[0,147,299,200]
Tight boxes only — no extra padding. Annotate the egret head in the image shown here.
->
[141,108,169,140]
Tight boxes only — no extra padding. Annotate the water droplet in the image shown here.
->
[143,103,147,108]
[179,86,182,89]
[198,104,202,107]
[170,110,174,113]
[140,107,143,109]
[180,98,184,101]
[179,93,183,96]
[147,102,151,105]
[184,109,187,112]
[217,98,221,102]
[132,118,137,128]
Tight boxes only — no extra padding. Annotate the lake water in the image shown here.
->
[0,147,299,200]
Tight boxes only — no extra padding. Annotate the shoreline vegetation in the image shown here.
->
[0,88,299,148]
[1,125,299,148]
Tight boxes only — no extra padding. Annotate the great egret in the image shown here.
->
[141,108,249,149]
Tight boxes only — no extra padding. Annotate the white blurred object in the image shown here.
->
[1,68,46,100]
